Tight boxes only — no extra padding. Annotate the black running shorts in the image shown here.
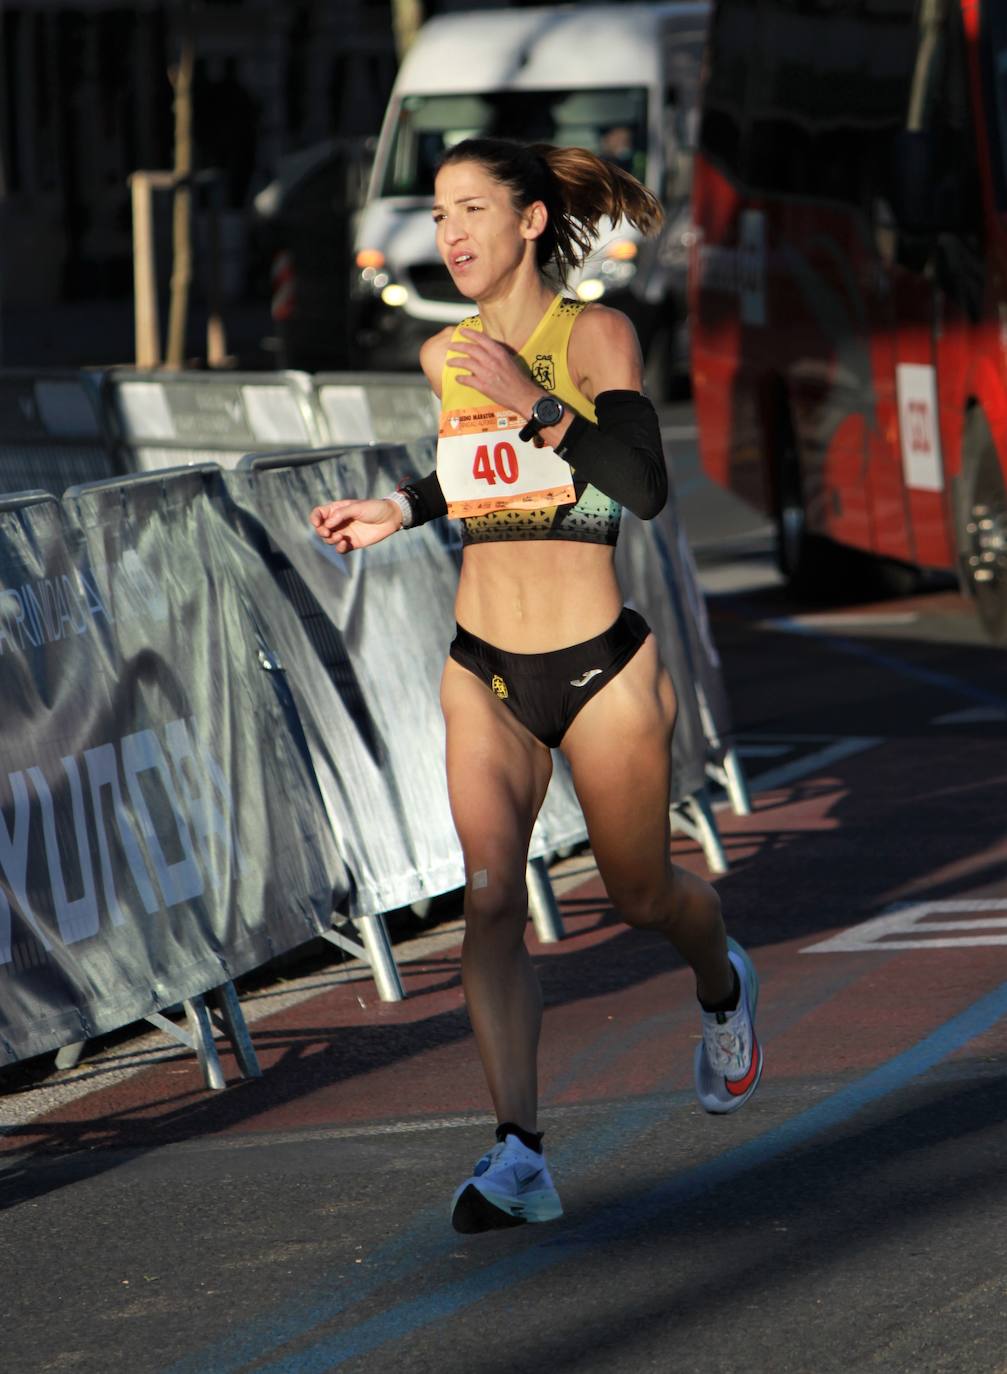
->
[448,607,651,749]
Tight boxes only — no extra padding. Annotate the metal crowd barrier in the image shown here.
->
[54,982,262,1092]
[96,368,438,473]
[99,367,325,472]
[0,369,122,498]
[0,365,752,1026]
[312,371,439,445]
[0,469,332,1087]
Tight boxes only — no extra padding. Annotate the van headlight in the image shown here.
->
[576,278,606,302]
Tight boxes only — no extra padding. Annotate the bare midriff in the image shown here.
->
[455,540,622,653]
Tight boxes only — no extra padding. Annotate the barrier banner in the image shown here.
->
[660,488,737,763]
[0,469,344,1064]
[616,511,710,804]
[0,368,120,499]
[227,442,589,914]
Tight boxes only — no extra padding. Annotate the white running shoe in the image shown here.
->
[694,937,764,1114]
[451,1133,563,1233]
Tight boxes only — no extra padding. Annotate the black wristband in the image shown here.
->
[397,469,448,527]
[554,413,592,458]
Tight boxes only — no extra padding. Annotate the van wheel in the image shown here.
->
[958,407,1007,644]
[643,325,671,405]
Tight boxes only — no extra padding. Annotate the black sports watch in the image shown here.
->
[518,394,565,442]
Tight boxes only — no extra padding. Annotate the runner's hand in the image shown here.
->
[448,328,540,414]
[309,498,402,553]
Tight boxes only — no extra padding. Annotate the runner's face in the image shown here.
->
[433,160,536,298]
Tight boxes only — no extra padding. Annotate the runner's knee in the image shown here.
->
[615,869,721,934]
[617,885,673,931]
[464,868,529,943]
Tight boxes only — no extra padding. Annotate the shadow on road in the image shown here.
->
[2,586,1005,1218]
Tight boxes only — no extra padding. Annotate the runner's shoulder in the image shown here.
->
[572,302,641,351]
[419,326,457,392]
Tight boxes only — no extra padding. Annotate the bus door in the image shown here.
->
[874,0,981,570]
[859,3,939,568]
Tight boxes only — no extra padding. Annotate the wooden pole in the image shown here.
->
[391,0,424,60]
[165,19,194,369]
[129,171,173,368]
[203,174,230,367]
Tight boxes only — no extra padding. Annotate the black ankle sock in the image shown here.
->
[699,966,740,1016]
[496,1121,543,1154]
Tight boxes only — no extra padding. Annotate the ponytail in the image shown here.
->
[532,144,663,277]
[438,138,664,280]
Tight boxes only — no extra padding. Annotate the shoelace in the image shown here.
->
[705,1019,750,1074]
[474,1140,532,1177]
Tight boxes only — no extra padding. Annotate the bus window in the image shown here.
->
[983,5,1007,208]
[891,2,981,240]
[697,0,755,181]
[742,0,917,209]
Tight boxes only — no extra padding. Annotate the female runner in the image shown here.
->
[309,138,762,1234]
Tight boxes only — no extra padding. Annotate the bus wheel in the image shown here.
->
[774,406,839,593]
[960,408,1007,645]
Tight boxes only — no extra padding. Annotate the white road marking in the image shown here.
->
[802,900,1007,953]
[740,736,882,794]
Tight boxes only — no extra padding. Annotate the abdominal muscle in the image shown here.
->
[454,539,624,653]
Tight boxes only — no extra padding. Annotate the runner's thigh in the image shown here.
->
[560,635,677,909]
[441,658,553,903]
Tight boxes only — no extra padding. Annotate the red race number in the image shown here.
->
[472,441,519,486]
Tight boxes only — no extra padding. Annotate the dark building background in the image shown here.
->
[0,0,648,368]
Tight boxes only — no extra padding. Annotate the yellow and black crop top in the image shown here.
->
[440,295,621,547]
[395,295,667,541]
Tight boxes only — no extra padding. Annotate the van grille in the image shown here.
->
[407,263,467,304]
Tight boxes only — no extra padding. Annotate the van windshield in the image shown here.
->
[381,87,649,195]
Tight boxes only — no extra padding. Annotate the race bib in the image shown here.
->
[436,406,576,518]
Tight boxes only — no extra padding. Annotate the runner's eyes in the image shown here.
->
[432,206,486,222]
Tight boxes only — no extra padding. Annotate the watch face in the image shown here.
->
[534,396,564,427]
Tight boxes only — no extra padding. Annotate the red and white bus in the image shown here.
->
[689,0,1007,641]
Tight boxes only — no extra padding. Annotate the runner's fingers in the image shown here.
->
[312,504,358,536]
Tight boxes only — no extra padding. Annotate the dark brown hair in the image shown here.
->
[438,137,664,279]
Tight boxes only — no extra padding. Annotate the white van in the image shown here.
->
[350,2,710,398]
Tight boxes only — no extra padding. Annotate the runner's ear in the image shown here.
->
[521,200,548,242]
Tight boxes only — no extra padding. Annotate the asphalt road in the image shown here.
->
[2,402,1006,1374]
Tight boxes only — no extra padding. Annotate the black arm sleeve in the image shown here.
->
[398,468,448,527]
[556,390,668,520]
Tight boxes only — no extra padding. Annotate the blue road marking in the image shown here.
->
[768,618,1007,711]
[181,976,1007,1374]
